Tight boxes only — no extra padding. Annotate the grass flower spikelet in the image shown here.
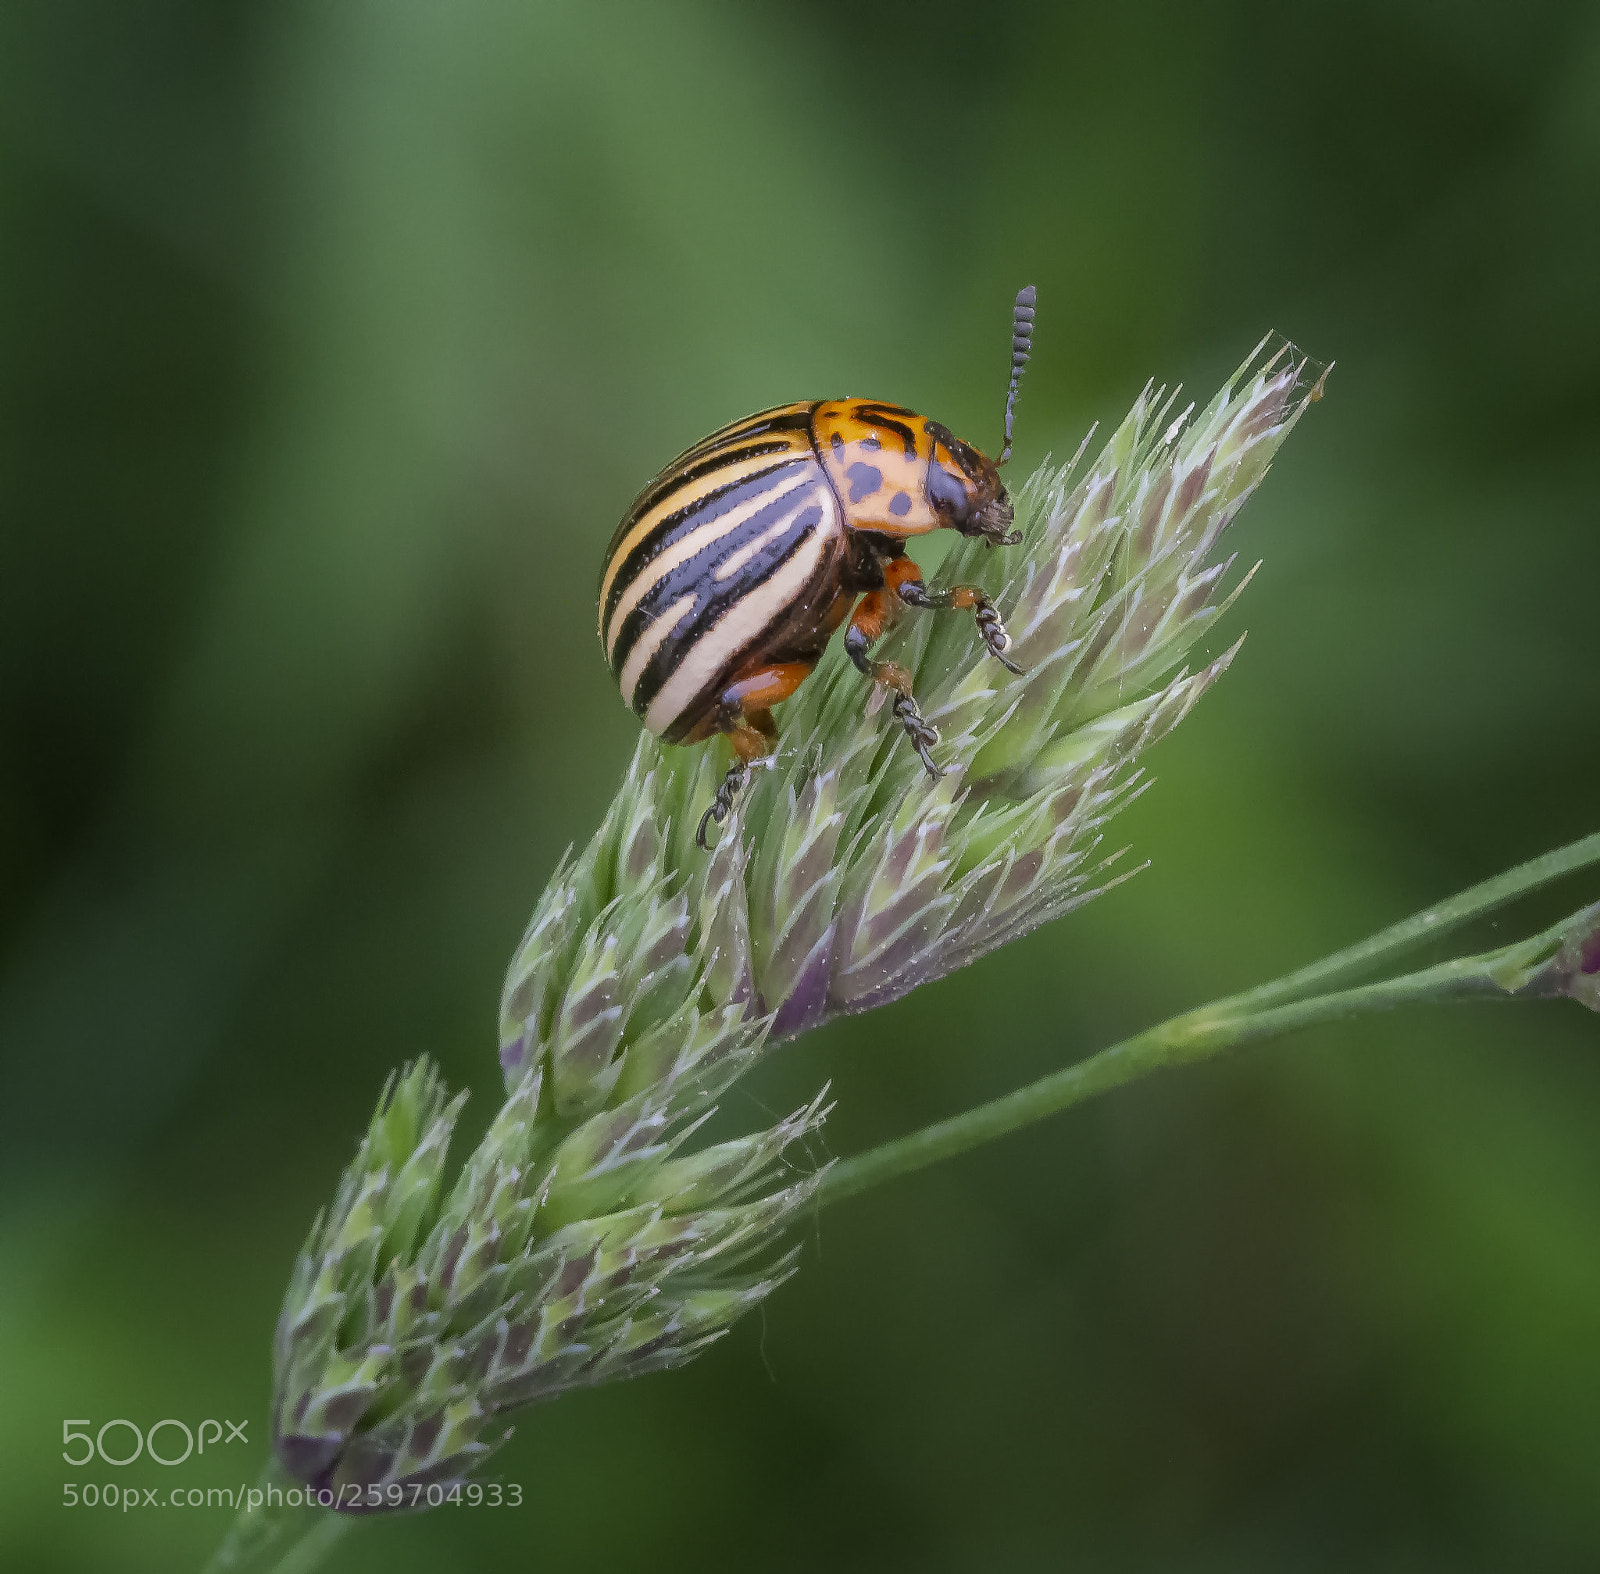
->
[268,336,1325,1507]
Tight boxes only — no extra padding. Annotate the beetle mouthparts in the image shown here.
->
[973,496,1019,546]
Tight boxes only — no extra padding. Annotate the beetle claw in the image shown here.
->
[973,598,1025,676]
[892,693,944,780]
[695,755,780,850]
[696,759,749,850]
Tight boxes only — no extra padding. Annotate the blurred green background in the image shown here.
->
[3,1,1598,1569]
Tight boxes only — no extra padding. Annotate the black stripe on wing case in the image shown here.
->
[628,504,829,719]
[617,437,808,542]
[603,455,814,633]
[609,479,824,677]
[675,404,815,464]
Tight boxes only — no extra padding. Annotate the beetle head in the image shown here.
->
[925,423,1020,546]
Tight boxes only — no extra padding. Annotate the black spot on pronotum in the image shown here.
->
[889,491,912,517]
[852,403,919,457]
[845,462,883,502]
[861,433,881,451]
[830,431,845,457]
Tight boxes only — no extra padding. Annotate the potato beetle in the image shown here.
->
[598,286,1039,847]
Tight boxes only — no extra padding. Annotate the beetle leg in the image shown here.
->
[696,724,770,850]
[719,661,815,717]
[694,663,812,849]
[891,560,1024,675]
[844,591,943,779]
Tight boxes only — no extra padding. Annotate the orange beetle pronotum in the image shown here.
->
[598,287,1038,847]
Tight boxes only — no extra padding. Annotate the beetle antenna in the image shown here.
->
[998,284,1036,465]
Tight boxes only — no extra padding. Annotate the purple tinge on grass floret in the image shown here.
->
[1518,901,1600,1012]
[769,934,837,1037]
[498,1029,529,1078]
[1580,928,1600,976]
[273,1057,826,1505]
[271,339,1325,1507]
